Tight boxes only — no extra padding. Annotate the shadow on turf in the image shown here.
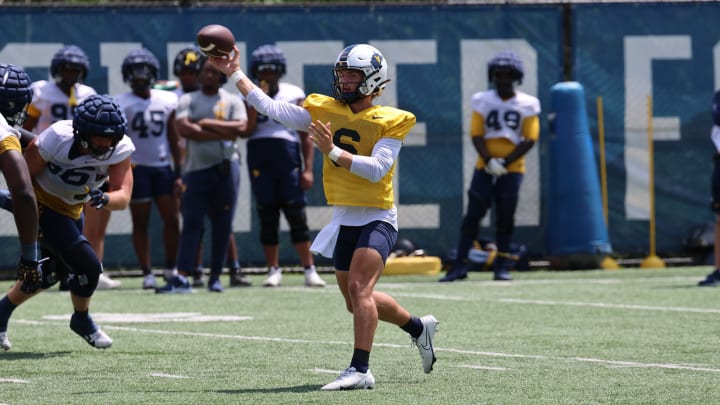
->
[215,384,320,394]
[0,351,72,360]
[651,284,706,290]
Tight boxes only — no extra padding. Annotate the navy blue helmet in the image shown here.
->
[121,48,160,89]
[73,95,127,160]
[50,45,90,82]
[0,64,33,126]
[487,50,524,84]
[250,44,287,79]
[173,47,206,77]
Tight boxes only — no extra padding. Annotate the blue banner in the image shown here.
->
[574,3,720,257]
[1,4,709,269]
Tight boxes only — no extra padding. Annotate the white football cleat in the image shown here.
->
[412,314,439,373]
[263,267,282,287]
[321,367,375,391]
[0,331,11,351]
[304,267,326,287]
[96,273,121,290]
[85,329,113,349]
[142,274,157,290]
[70,314,113,349]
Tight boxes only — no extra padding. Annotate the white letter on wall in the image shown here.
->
[624,36,691,219]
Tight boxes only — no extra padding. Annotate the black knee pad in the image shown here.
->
[64,241,102,298]
[283,201,310,243]
[40,255,69,289]
[257,204,280,245]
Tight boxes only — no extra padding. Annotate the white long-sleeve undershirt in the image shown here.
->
[246,87,311,131]
[245,87,402,182]
[349,138,402,183]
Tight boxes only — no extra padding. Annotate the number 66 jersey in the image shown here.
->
[32,120,135,219]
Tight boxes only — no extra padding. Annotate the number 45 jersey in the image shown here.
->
[470,90,540,173]
[115,89,178,167]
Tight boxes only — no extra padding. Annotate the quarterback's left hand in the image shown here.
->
[88,188,109,209]
[485,158,508,177]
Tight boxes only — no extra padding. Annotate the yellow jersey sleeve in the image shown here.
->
[0,134,21,154]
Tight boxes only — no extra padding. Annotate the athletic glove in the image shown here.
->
[17,258,42,294]
[485,158,508,177]
[88,188,109,209]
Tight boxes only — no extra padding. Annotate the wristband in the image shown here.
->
[328,146,343,162]
[230,70,246,85]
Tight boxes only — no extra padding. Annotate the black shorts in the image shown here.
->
[332,220,397,271]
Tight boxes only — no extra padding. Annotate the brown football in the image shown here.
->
[196,24,235,57]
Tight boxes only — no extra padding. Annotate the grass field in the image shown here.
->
[1,266,719,404]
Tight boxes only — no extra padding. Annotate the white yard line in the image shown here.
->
[149,372,190,379]
[459,365,510,371]
[5,319,720,379]
[98,324,720,374]
[0,378,30,384]
[497,298,720,314]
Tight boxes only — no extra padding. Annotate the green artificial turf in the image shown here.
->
[1,266,718,404]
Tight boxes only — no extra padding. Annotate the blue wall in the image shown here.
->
[0,4,715,268]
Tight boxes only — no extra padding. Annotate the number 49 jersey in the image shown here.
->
[114,89,178,167]
[470,90,541,172]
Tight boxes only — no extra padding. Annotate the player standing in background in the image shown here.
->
[0,95,134,350]
[22,45,96,133]
[0,64,41,351]
[699,90,720,286]
[169,47,250,288]
[160,59,247,293]
[439,50,540,283]
[22,44,120,290]
[208,43,438,390]
[245,44,325,288]
[116,48,182,290]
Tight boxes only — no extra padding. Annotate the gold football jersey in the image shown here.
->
[303,94,415,209]
[469,89,541,173]
[0,113,21,154]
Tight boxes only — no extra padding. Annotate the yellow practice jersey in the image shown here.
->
[0,113,22,154]
[303,94,416,209]
[470,89,541,173]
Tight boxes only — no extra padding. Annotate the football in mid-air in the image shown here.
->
[196,24,235,57]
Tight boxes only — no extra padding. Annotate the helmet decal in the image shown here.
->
[173,47,207,77]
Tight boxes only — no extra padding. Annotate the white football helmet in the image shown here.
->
[333,44,389,104]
